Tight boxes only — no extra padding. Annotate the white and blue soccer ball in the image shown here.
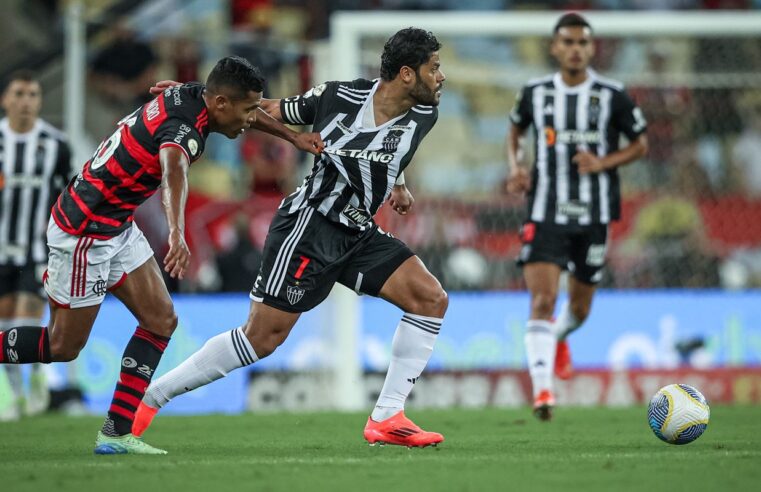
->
[648,383,710,445]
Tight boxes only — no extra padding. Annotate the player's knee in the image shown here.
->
[145,307,178,337]
[49,338,83,362]
[250,329,287,359]
[408,282,448,318]
[531,292,556,319]
[570,302,590,323]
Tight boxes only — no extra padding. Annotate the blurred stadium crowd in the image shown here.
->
[3,0,761,293]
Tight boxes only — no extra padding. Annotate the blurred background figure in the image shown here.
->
[0,70,72,420]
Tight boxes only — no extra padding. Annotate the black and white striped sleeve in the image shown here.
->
[612,89,647,140]
[509,85,533,129]
[280,82,330,125]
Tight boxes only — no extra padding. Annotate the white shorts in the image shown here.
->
[44,218,154,309]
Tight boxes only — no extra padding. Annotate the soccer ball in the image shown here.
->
[647,383,710,445]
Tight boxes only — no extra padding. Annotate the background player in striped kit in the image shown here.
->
[506,13,648,420]
[0,70,72,421]
[133,27,448,448]
[0,57,324,454]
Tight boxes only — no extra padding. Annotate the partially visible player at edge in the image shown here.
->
[0,70,72,420]
[0,56,324,454]
[506,13,647,420]
[133,27,448,448]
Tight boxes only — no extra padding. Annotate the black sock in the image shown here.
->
[0,326,51,364]
[102,327,170,436]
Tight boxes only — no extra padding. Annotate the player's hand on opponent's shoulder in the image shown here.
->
[164,229,191,280]
[506,166,531,196]
[149,80,182,97]
[293,132,325,156]
[573,151,606,174]
[389,184,414,216]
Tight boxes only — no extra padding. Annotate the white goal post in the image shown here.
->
[330,10,761,81]
[323,10,761,411]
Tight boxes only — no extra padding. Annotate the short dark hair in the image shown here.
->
[3,69,39,93]
[206,56,265,99]
[553,13,592,35]
[380,28,441,82]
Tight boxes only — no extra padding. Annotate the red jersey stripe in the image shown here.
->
[159,142,190,164]
[121,126,161,178]
[143,95,168,136]
[69,188,122,228]
[82,167,139,211]
[54,194,77,231]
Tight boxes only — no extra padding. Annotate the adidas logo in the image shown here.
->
[407,377,419,384]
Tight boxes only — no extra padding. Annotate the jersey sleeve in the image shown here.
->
[419,108,439,140]
[509,86,533,129]
[154,118,204,162]
[279,82,332,125]
[611,89,647,140]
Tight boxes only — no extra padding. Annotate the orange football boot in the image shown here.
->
[364,411,444,447]
[132,402,160,438]
[554,340,574,380]
[533,390,556,422]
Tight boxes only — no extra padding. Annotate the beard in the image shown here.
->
[410,79,439,106]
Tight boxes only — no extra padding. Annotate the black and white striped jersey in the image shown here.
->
[0,118,72,266]
[279,78,438,231]
[510,69,647,225]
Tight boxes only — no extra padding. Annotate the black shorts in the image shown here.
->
[517,221,608,284]
[0,263,46,298]
[250,208,414,313]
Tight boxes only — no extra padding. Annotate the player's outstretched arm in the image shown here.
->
[251,102,325,155]
[159,146,191,280]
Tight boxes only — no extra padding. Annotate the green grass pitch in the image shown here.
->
[2,406,759,492]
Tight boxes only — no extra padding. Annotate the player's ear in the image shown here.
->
[213,94,229,111]
[400,66,416,84]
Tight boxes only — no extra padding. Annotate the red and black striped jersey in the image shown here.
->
[52,83,210,239]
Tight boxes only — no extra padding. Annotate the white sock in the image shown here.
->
[525,319,556,397]
[143,327,258,409]
[371,313,442,422]
[554,302,582,340]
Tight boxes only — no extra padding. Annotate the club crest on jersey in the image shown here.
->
[382,130,404,153]
[287,285,305,305]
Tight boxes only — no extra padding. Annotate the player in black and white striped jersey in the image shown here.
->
[506,13,648,420]
[0,70,72,420]
[134,28,448,448]
[277,78,436,231]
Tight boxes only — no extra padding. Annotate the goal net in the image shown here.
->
[325,11,761,291]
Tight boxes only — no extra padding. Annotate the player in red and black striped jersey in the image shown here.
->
[51,82,210,239]
[0,56,324,454]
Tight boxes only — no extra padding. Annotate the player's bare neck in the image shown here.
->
[373,82,412,126]
[7,117,35,134]
[201,92,220,133]
[561,69,588,87]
